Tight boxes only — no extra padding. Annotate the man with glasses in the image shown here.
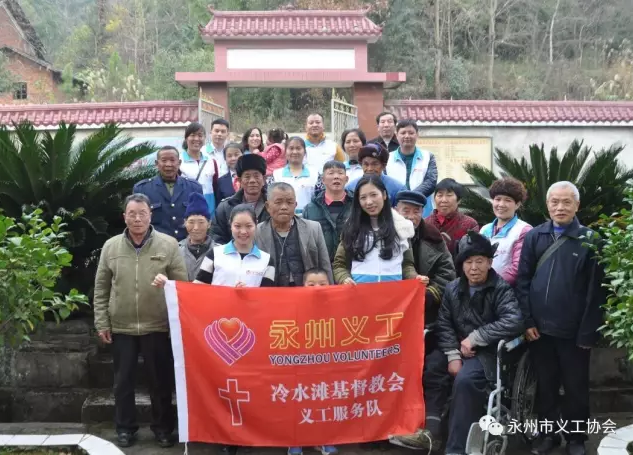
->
[133,146,203,241]
[93,193,188,449]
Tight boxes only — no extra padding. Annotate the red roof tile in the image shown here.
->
[202,9,382,42]
[0,101,198,127]
[385,100,633,124]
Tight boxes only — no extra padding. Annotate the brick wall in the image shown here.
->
[0,53,62,104]
[0,5,35,57]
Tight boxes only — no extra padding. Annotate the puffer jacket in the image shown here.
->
[94,227,188,335]
[436,269,523,381]
[261,143,286,177]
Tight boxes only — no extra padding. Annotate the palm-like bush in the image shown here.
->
[460,140,633,227]
[0,121,157,295]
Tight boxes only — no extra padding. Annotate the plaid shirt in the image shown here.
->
[425,210,479,258]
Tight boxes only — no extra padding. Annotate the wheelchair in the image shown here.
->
[390,328,538,455]
[465,335,539,455]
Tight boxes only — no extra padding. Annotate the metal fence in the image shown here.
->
[331,92,358,144]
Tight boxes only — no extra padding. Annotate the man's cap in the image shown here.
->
[358,143,389,165]
[236,154,267,178]
[395,190,427,207]
[455,230,498,271]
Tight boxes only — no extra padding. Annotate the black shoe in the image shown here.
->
[566,441,586,455]
[117,431,135,448]
[531,435,562,455]
[219,445,237,454]
[155,431,175,448]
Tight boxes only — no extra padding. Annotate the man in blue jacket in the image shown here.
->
[516,181,605,455]
[346,143,405,206]
[133,146,203,241]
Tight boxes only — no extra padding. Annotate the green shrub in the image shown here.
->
[0,209,88,346]
[593,187,633,359]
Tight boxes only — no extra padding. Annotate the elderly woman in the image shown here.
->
[179,192,214,281]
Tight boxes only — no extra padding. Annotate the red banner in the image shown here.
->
[165,280,426,446]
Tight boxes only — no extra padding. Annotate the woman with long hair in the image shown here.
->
[241,127,265,154]
[333,174,427,285]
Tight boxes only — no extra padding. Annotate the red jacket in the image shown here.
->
[261,143,286,177]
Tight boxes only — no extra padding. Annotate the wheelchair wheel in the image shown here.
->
[485,439,505,455]
[510,350,538,443]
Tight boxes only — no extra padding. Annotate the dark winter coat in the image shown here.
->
[515,218,605,346]
[436,269,523,382]
[302,190,354,262]
[411,222,456,325]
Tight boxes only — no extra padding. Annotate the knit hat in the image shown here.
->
[236,154,267,178]
[358,143,389,165]
[455,230,498,271]
[395,190,427,207]
[184,192,210,219]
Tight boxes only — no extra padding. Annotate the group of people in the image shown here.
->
[92,111,605,455]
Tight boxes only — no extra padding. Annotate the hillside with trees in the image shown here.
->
[6,0,633,131]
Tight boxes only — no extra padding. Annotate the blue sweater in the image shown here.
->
[346,174,406,207]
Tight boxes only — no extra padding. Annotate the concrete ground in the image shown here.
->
[2,415,632,455]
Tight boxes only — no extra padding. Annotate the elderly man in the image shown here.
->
[369,111,400,152]
[516,182,605,455]
[304,113,346,170]
[212,154,270,245]
[400,231,522,454]
[346,143,406,206]
[395,190,456,327]
[256,182,333,286]
[303,160,353,262]
[94,193,188,449]
[133,145,203,241]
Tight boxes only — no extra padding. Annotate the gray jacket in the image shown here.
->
[256,217,334,285]
[178,236,214,281]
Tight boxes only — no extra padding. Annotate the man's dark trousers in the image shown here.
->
[423,335,452,437]
[112,332,175,435]
[531,334,590,442]
[446,356,488,454]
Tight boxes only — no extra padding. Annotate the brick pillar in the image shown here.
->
[199,82,230,123]
[352,82,384,135]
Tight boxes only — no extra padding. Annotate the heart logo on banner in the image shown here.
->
[204,318,256,366]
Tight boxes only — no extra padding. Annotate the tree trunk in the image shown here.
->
[435,0,442,99]
[447,0,453,59]
[488,0,497,97]
[549,0,560,64]
[578,24,586,66]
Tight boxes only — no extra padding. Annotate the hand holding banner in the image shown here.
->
[165,280,426,447]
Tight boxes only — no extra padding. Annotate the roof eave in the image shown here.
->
[201,34,380,44]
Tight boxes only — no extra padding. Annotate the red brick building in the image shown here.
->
[0,0,68,104]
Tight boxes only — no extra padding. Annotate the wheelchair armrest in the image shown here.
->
[504,335,526,352]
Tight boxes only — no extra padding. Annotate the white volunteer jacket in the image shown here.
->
[386,147,432,191]
[211,242,271,287]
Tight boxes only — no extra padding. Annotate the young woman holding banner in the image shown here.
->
[332,174,428,285]
[152,204,275,288]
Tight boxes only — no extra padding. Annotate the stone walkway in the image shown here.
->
[3,415,633,455]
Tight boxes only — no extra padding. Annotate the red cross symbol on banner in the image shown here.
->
[218,379,251,426]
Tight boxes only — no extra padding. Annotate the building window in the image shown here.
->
[13,82,27,100]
